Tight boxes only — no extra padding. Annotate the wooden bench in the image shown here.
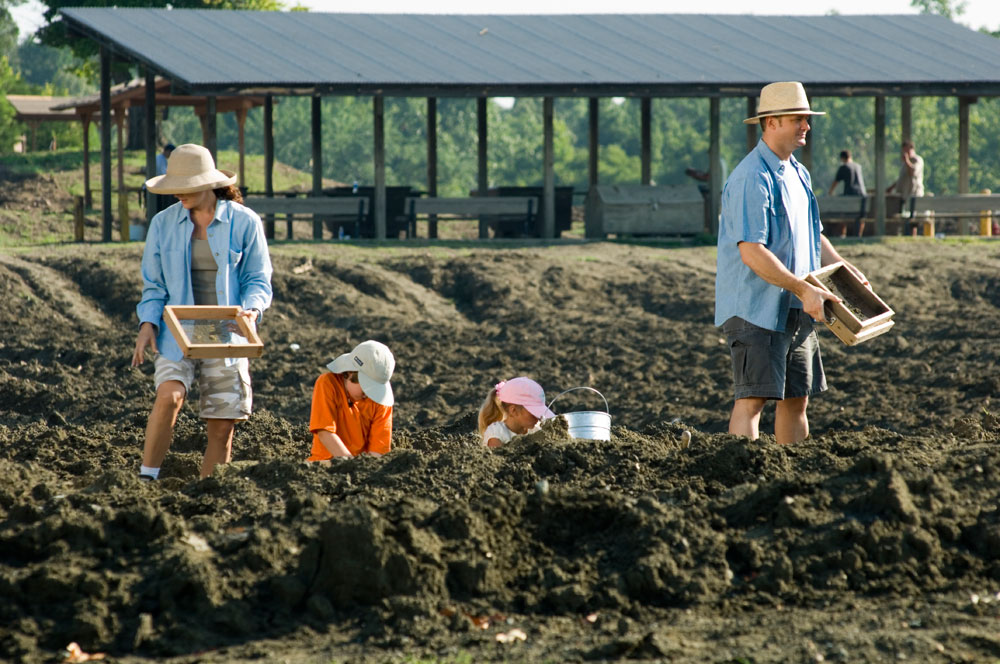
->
[244,195,369,240]
[909,194,1000,236]
[819,195,868,237]
[404,196,538,238]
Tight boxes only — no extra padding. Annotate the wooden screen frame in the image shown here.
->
[163,305,264,359]
[806,262,894,346]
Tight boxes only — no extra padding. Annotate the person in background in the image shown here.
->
[827,150,865,197]
[307,340,395,461]
[478,377,555,448]
[132,144,273,480]
[887,140,925,234]
[716,82,869,446]
[156,143,176,176]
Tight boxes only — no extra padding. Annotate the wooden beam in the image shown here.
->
[374,95,386,239]
[477,96,488,238]
[427,97,438,239]
[875,96,887,236]
[100,46,112,242]
[543,96,555,239]
[640,97,651,185]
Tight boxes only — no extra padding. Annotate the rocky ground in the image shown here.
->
[2,167,1000,663]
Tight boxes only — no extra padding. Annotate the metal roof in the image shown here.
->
[59,8,1000,97]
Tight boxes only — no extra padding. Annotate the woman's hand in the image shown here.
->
[132,322,158,367]
[238,308,260,326]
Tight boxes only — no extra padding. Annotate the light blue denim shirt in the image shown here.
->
[136,198,273,363]
[714,140,823,332]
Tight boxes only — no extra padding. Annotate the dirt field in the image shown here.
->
[2,170,1000,663]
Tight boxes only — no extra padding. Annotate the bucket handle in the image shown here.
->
[547,386,609,415]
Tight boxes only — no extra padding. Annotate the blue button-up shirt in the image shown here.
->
[715,140,823,332]
[136,198,273,363]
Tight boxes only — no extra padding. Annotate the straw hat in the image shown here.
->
[743,81,825,125]
[144,144,236,194]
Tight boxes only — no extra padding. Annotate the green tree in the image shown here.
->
[0,0,23,62]
[910,0,967,19]
[0,55,28,151]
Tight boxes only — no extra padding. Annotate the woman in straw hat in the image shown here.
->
[131,144,272,480]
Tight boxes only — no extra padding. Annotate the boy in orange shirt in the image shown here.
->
[307,340,394,461]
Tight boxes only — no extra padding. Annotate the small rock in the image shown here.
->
[535,479,549,496]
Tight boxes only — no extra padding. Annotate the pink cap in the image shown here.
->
[495,377,556,420]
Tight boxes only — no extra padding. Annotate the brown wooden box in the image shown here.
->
[163,305,264,359]
[805,262,894,346]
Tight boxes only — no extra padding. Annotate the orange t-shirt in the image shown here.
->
[307,372,392,461]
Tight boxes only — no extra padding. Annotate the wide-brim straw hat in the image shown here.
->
[743,81,826,125]
[145,143,236,194]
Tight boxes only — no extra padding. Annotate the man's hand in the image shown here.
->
[800,282,841,323]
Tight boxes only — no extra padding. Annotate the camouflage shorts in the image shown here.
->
[153,356,252,420]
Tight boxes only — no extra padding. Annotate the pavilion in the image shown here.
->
[56,8,1000,240]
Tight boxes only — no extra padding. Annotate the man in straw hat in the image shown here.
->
[715,82,869,445]
[131,144,273,479]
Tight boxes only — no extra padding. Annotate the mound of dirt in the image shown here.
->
[2,240,1000,663]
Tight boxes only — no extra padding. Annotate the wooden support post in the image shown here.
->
[204,96,217,163]
[543,96,555,239]
[900,96,912,144]
[312,95,323,239]
[100,46,112,242]
[144,67,157,226]
[477,96,488,239]
[958,96,973,196]
[74,195,84,242]
[82,115,92,209]
[264,95,275,239]
[709,97,721,235]
[875,96,887,236]
[747,96,757,153]
[374,96,386,240]
[115,104,129,242]
[640,97,651,185]
[427,97,438,239]
[588,97,599,187]
[237,105,247,191]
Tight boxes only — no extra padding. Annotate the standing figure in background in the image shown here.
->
[131,144,273,480]
[887,140,925,234]
[827,150,866,197]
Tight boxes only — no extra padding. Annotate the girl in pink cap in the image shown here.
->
[477,377,556,448]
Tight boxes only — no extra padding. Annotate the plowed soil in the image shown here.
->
[2,199,1000,663]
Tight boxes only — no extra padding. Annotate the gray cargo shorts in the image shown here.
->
[722,309,827,401]
[153,355,252,420]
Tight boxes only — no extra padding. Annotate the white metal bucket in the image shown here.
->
[547,387,611,441]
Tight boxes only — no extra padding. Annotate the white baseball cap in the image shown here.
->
[327,340,395,406]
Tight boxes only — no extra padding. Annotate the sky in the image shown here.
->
[11,0,1000,40]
